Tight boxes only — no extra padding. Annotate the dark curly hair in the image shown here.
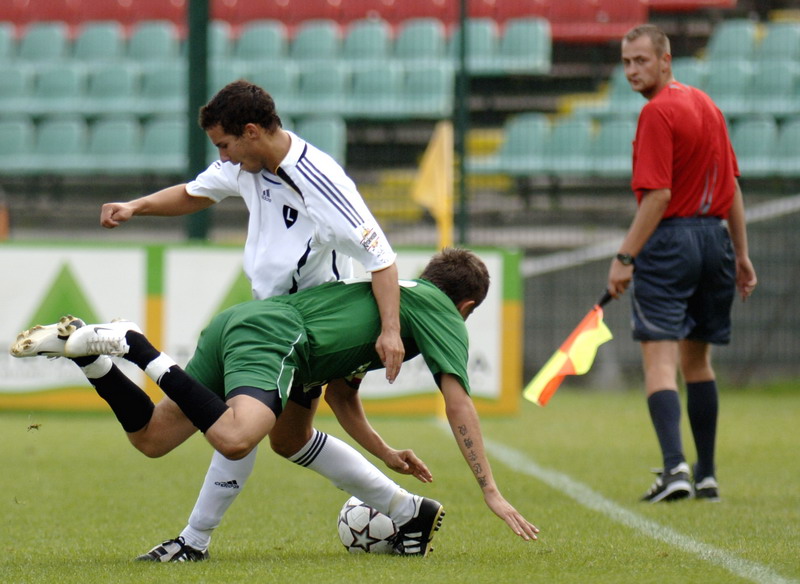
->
[420,248,490,308]
[199,80,282,137]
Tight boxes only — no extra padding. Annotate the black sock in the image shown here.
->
[76,361,155,433]
[157,367,228,433]
[686,380,718,480]
[647,389,685,471]
[122,331,161,370]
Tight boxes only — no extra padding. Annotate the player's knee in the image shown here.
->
[269,430,309,458]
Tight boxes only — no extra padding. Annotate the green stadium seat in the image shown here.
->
[341,18,392,64]
[209,61,248,97]
[398,63,454,119]
[87,117,142,174]
[704,60,753,118]
[233,20,288,61]
[756,23,800,63]
[0,117,35,174]
[468,113,550,176]
[243,62,299,116]
[448,18,499,74]
[127,20,181,62]
[73,21,126,61]
[136,62,187,116]
[31,117,88,174]
[138,117,188,174]
[295,62,349,115]
[17,21,70,62]
[706,19,758,63]
[745,61,800,118]
[775,117,800,178]
[82,63,140,116]
[290,19,341,61]
[0,64,34,115]
[578,64,646,119]
[731,117,779,178]
[492,18,551,75]
[541,117,594,176]
[670,57,708,90]
[346,63,403,118]
[590,118,636,177]
[209,20,233,60]
[394,18,447,63]
[26,64,87,116]
[295,116,347,166]
[0,21,15,60]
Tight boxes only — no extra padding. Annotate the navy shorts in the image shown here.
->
[631,217,736,344]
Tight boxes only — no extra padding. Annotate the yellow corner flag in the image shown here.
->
[411,120,454,249]
[524,292,614,407]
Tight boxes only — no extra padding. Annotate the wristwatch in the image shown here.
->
[616,253,635,266]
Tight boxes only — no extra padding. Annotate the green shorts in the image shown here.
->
[185,300,308,407]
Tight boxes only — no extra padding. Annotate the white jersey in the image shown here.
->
[186,131,396,300]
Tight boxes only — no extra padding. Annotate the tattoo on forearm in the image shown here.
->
[458,425,488,487]
[458,424,468,436]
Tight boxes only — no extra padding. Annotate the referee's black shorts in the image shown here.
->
[631,216,736,344]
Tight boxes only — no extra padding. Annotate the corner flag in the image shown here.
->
[523,292,613,407]
[411,121,454,249]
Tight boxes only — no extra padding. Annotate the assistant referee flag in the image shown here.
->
[524,293,613,407]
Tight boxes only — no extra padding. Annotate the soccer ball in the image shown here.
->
[337,496,398,554]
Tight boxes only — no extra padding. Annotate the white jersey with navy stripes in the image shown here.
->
[186,131,396,300]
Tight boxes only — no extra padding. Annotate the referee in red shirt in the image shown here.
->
[606,24,757,503]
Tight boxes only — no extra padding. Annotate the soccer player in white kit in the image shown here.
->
[100,80,421,560]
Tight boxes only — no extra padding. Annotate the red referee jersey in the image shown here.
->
[631,81,739,219]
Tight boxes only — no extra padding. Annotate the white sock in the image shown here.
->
[180,447,258,551]
[288,430,414,523]
[79,355,112,379]
[144,353,177,384]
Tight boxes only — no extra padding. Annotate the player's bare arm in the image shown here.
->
[325,378,432,483]
[369,262,404,382]
[607,188,671,298]
[726,180,757,300]
[100,184,215,228]
[440,374,539,541]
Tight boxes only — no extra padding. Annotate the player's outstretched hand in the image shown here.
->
[484,489,539,541]
[100,202,134,228]
[382,448,433,483]
[375,329,405,383]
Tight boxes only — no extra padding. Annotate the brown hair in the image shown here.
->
[623,24,671,57]
[420,248,490,308]
[199,80,282,136]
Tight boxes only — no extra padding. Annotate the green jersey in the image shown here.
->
[185,278,470,404]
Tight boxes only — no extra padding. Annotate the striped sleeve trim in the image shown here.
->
[296,156,364,228]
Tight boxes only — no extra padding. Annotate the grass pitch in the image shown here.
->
[1,385,798,584]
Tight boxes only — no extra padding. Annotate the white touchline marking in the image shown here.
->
[483,436,798,584]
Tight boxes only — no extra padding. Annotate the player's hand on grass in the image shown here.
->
[382,448,433,483]
[484,488,539,541]
[375,329,404,383]
[100,202,134,228]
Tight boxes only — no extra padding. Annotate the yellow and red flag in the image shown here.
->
[524,292,613,407]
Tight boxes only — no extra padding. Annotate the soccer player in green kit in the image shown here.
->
[11,249,539,555]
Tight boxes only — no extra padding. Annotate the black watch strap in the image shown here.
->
[616,253,635,266]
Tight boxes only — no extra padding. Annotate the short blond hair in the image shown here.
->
[624,24,671,57]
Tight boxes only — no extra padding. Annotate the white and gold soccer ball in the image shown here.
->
[337,496,398,554]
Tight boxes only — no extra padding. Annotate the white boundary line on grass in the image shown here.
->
[480,436,798,584]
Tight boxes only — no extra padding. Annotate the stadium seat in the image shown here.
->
[493,17,551,75]
[87,117,142,174]
[341,18,392,64]
[670,57,708,90]
[494,0,551,23]
[295,62,350,115]
[0,117,35,174]
[209,61,248,96]
[138,117,188,174]
[127,20,182,62]
[756,23,800,64]
[392,0,458,26]
[338,0,397,26]
[541,116,594,176]
[447,18,499,73]
[290,19,342,61]
[745,61,800,119]
[468,112,551,176]
[218,0,288,30]
[77,0,136,31]
[82,63,140,116]
[295,116,347,166]
[11,0,79,29]
[346,62,403,118]
[775,117,800,178]
[26,64,87,116]
[73,21,126,62]
[548,0,647,44]
[133,0,188,34]
[398,62,454,118]
[17,21,70,63]
[278,0,342,29]
[704,60,753,118]
[706,19,758,63]
[731,117,779,178]
[31,117,89,174]
[233,20,288,61]
[0,21,15,60]
[578,64,646,119]
[209,19,233,60]
[394,18,447,63]
[0,64,34,115]
[136,62,187,116]
[590,118,636,177]
[243,61,299,115]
